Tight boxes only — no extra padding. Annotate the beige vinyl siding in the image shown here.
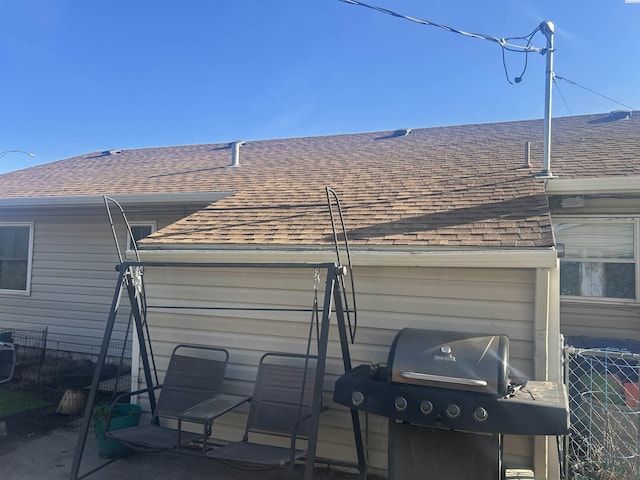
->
[137,262,547,475]
[561,302,640,341]
[0,207,192,347]
[550,208,640,343]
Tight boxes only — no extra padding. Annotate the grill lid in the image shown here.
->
[387,328,510,396]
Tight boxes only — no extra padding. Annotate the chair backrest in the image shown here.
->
[245,353,317,439]
[155,344,229,417]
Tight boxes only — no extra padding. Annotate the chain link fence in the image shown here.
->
[564,345,640,480]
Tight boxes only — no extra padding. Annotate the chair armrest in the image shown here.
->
[112,384,163,403]
[178,393,252,424]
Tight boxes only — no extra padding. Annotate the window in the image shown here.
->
[0,223,33,294]
[554,219,638,301]
[127,223,156,251]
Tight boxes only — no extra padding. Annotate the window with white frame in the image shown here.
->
[0,223,34,293]
[553,219,638,300]
[127,222,156,251]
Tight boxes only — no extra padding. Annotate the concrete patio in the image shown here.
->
[0,422,369,480]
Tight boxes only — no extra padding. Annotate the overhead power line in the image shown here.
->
[337,0,548,84]
[338,0,544,52]
[552,77,572,115]
[339,0,638,113]
[554,75,636,111]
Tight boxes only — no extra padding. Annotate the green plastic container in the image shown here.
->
[93,403,142,458]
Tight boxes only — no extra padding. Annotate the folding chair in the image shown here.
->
[206,352,321,468]
[105,344,249,451]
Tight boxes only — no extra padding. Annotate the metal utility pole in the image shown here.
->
[538,20,555,178]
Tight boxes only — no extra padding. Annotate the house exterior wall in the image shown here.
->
[549,196,640,343]
[560,302,640,341]
[0,206,192,347]
[134,250,560,478]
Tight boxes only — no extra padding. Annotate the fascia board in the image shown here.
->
[545,177,640,195]
[134,248,559,269]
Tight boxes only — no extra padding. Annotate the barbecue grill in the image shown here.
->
[334,328,569,480]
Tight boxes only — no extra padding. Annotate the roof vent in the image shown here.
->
[524,141,531,168]
[609,110,632,121]
[398,128,411,137]
[103,149,122,156]
[229,141,246,167]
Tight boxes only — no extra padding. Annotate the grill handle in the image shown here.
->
[401,371,488,387]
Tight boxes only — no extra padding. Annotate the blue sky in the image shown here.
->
[1,0,638,173]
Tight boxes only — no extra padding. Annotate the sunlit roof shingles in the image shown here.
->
[4,112,637,248]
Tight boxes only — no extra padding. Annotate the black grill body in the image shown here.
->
[334,363,568,435]
[333,328,570,479]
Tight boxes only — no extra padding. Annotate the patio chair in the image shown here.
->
[206,352,321,468]
[104,344,249,451]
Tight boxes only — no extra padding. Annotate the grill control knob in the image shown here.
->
[420,400,433,415]
[394,397,408,412]
[474,407,488,422]
[446,403,461,418]
[352,391,365,407]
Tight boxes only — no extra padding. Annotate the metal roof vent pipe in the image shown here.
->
[229,141,246,167]
[524,141,531,168]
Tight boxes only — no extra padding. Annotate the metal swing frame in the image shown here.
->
[69,260,368,480]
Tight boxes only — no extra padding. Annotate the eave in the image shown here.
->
[135,247,559,269]
[0,191,235,209]
[545,177,640,195]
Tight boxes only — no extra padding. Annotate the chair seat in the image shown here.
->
[106,424,204,450]
[101,345,231,452]
[206,441,305,466]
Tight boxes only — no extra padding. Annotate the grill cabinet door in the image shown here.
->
[388,421,501,480]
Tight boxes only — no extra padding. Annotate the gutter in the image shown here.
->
[0,191,235,209]
[134,248,559,269]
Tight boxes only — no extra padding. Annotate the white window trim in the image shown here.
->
[126,221,157,251]
[554,215,639,304]
[0,222,34,296]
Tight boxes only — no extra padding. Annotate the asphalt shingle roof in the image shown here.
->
[1,111,637,249]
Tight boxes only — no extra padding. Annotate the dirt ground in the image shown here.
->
[1,408,76,439]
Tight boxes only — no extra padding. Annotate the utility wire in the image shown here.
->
[554,75,636,111]
[552,76,572,115]
[500,26,541,85]
[338,0,544,52]
[340,0,637,112]
[338,0,547,84]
